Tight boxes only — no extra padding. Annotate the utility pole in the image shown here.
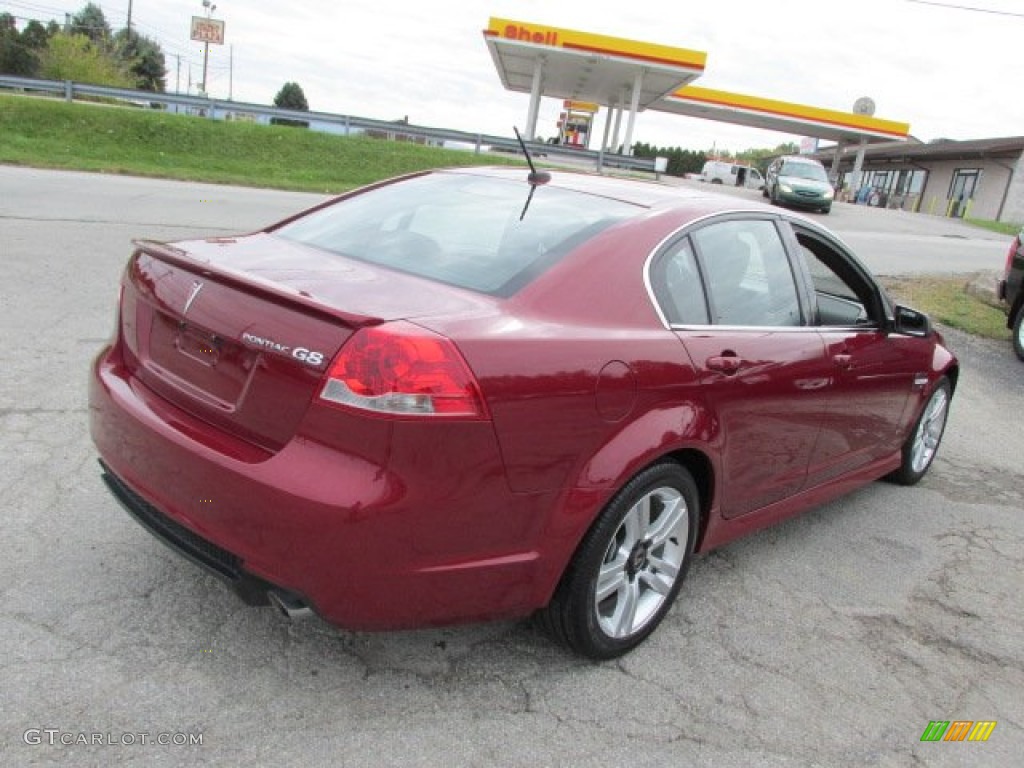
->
[228,44,233,101]
[126,0,133,37]
[201,40,209,96]
[199,0,216,96]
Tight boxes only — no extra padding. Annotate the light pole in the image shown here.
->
[199,0,217,96]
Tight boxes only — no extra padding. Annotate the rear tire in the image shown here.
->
[887,377,951,485]
[1013,307,1024,361]
[538,462,699,659]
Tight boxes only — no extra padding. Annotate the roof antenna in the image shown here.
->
[513,127,551,186]
[513,127,550,221]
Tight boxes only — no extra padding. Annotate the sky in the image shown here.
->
[4,0,1023,151]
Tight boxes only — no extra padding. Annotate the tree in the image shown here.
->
[272,82,309,128]
[39,32,132,88]
[0,13,39,76]
[631,142,707,177]
[71,3,111,46]
[736,142,799,173]
[274,82,309,111]
[113,29,167,92]
[21,20,51,50]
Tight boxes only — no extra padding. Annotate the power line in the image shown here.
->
[906,0,1024,18]
[3,4,211,65]
[2,1,76,15]
[4,2,236,96]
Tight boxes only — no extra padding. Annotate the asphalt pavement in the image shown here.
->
[1,166,1021,767]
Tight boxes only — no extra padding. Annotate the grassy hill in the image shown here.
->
[0,93,519,193]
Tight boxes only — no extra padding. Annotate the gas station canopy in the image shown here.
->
[483,17,910,150]
[484,17,707,150]
[483,18,706,111]
[660,86,909,144]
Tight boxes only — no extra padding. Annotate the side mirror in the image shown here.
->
[891,304,932,337]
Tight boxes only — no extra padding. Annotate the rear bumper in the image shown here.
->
[99,462,292,607]
[89,344,561,630]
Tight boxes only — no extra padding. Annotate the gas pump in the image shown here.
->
[557,100,599,148]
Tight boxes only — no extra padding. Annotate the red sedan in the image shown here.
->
[89,167,957,658]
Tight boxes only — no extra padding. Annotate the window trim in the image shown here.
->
[779,219,892,330]
[644,211,810,330]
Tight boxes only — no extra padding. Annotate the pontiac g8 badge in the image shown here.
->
[241,331,325,367]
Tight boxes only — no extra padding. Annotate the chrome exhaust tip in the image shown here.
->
[267,589,314,620]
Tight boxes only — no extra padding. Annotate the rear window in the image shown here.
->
[273,173,638,296]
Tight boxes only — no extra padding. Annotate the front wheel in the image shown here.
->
[538,462,699,659]
[887,378,951,485]
[1013,307,1024,361]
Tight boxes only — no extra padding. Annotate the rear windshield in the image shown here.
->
[273,173,639,297]
[780,161,828,182]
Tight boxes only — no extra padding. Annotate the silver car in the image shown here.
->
[764,155,834,214]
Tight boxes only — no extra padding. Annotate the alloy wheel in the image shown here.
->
[593,486,689,639]
[911,386,949,474]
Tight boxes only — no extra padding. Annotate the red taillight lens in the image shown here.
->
[1005,236,1021,278]
[319,321,487,418]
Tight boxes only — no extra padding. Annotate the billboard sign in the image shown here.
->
[191,16,225,45]
[799,136,819,155]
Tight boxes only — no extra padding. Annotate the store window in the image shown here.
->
[948,169,981,218]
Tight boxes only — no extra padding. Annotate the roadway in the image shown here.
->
[664,175,1009,276]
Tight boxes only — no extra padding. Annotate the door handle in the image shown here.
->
[707,355,743,374]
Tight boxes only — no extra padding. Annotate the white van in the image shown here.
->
[700,161,765,190]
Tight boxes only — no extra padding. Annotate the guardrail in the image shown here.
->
[0,75,658,174]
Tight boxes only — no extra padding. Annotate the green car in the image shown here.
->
[764,155,834,214]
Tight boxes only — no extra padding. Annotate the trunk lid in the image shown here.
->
[120,233,493,450]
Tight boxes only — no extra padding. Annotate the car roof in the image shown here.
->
[440,165,735,210]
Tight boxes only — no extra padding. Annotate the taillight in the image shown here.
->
[1005,235,1021,279]
[319,321,488,418]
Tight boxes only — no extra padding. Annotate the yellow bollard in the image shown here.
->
[963,198,974,220]
[945,198,956,217]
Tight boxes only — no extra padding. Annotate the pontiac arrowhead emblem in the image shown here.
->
[183,280,204,316]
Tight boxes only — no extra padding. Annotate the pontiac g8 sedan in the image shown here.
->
[90,168,956,659]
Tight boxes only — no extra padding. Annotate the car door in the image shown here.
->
[650,216,836,519]
[782,222,922,486]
